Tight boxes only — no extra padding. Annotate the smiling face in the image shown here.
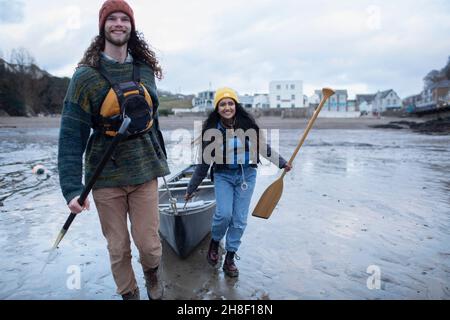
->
[217,98,237,120]
[104,12,132,46]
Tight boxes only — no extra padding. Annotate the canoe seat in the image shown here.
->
[159,200,214,210]
[158,184,214,192]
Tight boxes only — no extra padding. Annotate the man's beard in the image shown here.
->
[105,30,131,47]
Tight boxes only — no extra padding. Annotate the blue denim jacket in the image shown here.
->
[186,122,287,195]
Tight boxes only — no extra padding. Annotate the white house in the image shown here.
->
[239,94,254,108]
[253,94,270,108]
[303,95,309,108]
[191,90,215,111]
[269,80,304,108]
[372,89,402,112]
[313,89,360,118]
[314,89,348,112]
[308,93,320,105]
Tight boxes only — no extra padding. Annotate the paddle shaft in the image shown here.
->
[55,117,131,247]
[280,88,335,179]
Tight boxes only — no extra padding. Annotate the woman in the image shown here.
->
[185,87,291,277]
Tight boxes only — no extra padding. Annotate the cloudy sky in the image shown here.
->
[0,0,449,98]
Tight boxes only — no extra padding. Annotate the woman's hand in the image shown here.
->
[283,163,292,173]
[184,192,194,201]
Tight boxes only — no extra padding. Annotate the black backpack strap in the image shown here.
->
[96,64,128,111]
[133,62,141,83]
[97,64,117,86]
[133,61,151,101]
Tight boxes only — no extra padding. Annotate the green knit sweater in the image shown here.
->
[58,56,170,203]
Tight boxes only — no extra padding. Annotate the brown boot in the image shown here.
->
[144,266,164,300]
[207,239,220,266]
[223,251,239,277]
[121,287,140,300]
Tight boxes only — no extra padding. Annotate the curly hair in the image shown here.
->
[78,30,163,80]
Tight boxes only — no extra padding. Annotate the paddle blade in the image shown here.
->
[322,88,335,99]
[252,178,284,219]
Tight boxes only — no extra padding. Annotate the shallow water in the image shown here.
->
[0,127,449,300]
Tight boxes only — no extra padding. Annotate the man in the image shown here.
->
[58,0,170,300]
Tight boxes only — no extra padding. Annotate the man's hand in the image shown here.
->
[68,196,90,214]
[184,192,194,201]
[283,163,293,173]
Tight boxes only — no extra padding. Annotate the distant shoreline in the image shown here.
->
[0,115,421,130]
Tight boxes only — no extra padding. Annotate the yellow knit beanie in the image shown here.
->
[213,87,239,109]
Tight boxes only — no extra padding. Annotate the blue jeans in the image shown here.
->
[212,166,257,252]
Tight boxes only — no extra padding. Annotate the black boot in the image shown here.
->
[121,287,140,300]
[223,251,239,277]
[207,239,220,266]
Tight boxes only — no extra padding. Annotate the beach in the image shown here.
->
[0,115,420,130]
[0,116,449,300]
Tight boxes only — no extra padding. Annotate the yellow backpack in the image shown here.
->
[95,62,154,137]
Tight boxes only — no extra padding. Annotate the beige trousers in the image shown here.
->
[93,179,161,295]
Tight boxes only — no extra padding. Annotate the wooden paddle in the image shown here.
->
[252,88,335,219]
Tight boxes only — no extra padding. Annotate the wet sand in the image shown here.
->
[0,122,449,300]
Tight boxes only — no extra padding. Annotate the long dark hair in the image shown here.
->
[202,103,260,133]
[201,103,261,161]
[78,30,163,79]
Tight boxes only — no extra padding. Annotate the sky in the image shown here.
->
[0,0,449,99]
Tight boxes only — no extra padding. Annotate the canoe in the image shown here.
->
[158,165,216,258]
